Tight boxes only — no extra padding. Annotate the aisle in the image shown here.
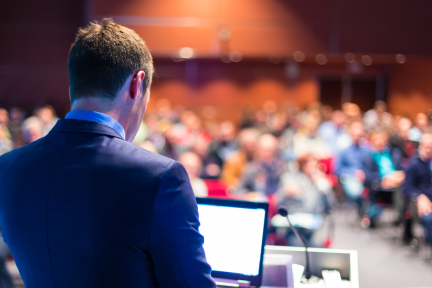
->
[331,210,432,288]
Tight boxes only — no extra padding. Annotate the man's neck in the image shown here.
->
[70,97,132,141]
[71,98,120,121]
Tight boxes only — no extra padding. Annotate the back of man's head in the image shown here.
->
[374,100,387,112]
[68,18,153,103]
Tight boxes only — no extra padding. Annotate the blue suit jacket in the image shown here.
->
[403,156,432,201]
[0,119,216,288]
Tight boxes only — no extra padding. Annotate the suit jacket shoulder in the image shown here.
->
[0,119,215,288]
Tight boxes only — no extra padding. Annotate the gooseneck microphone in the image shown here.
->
[278,206,311,280]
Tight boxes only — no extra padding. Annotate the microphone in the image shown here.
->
[278,206,311,280]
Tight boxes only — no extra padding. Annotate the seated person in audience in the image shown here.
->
[0,108,12,140]
[179,152,208,197]
[408,112,428,143]
[0,128,12,156]
[142,113,168,153]
[155,98,179,123]
[293,113,331,159]
[320,105,333,123]
[239,134,285,197]
[209,121,238,164]
[390,116,417,167]
[139,140,158,154]
[159,124,179,160]
[363,130,405,226]
[254,109,272,134]
[342,102,362,124]
[35,105,59,136]
[8,107,24,148]
[277,154,333,247]
[21,116,44,144]
[363,100,393,132]
[193,135,223,179]
[403,131,432,249]
[173,110,211,154]
[268,111,289,138]
[336,121,369,213]
[131,116,148,145]
[221,128,259,187]
[318,110,349,154]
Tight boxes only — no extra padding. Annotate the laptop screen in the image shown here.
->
[196,198,268,286]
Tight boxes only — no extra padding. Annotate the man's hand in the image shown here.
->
[392,171,405,184]
[354,170,366,182]
[381,171,405,189]
[283,183,302,197]
[417,194,432,217]
[381,177,396,189]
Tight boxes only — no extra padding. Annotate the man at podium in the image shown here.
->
[0,19,215,288]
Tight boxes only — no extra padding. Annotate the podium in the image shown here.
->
[7,245,359,288]
[264,245,359,288]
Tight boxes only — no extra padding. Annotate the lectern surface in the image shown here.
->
[264,246,359,288]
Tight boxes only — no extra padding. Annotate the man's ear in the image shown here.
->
[69,87,74,106]
[130,71,145,100]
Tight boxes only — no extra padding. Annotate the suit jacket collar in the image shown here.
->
[51,119,124,140]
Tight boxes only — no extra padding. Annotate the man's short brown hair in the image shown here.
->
[68,18,153,102]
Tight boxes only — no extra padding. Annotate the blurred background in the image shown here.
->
[2,0,432,118]
[2,1,432,288]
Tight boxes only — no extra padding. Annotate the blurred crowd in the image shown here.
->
[2,100,432,250]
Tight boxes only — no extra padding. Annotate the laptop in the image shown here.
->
[196,197,269,287]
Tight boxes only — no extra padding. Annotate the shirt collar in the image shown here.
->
[65,110,126,140]
[371,146,390,155]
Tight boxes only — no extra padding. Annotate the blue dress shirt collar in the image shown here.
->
[65,110,126,140]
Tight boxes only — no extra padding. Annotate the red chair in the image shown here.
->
[319,157,338,188]
[319,157,334,174]
[266,193,286,245]
[267,193,278,219]
[204,179,230,198]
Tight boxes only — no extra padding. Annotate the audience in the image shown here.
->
[138,140,158,154]
[363,130,405,226]
[36,105,59,136]
[408,112,428,143]
[221,128,259,187]
[209,121,237,164]
[0,128,12,156]
[293,113,331,159]
[0,108,12,141]
[318,110,349,154]
[0,233,13,288]
[403,131,432,250]
[363,100,393,132]
[239,134,285,196]
[277,153,333,246]
[342,102,362,124]
[336,121,369,214]
[21,116,44,144]
[390,117,417,167]
[193,134,223,179]
[179,151,208,197]
[3,99,432,249]
[8,107,24,147]
[173,110,211,154]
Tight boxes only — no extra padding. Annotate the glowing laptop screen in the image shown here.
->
[197,203,266,276]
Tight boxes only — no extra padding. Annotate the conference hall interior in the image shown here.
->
[2,0,432,287]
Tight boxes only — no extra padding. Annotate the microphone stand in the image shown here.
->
[278,206,314,283]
